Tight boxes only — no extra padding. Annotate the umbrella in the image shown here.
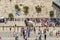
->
[28,20,34,24]
[28,20,34,27]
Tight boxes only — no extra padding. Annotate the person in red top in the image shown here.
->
[0,37,2,40]
[56,32,58,37]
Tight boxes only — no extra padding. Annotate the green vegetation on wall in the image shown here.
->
[10,0,12,2]
[49,11,54,17]
[35,5,41,13]
[15,4,20,11]
[8,13,14,21]
[23,6,29,15]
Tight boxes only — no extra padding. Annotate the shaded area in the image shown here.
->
[52,2,60,9]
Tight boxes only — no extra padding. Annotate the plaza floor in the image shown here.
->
[0,32,60,40]
[0,27,60,40]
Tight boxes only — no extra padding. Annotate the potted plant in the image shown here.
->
[49,11,54,17]
[23,6,29,15]
[8,13,14,21]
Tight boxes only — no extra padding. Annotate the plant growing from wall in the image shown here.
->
[35,5,41,14]
[10,0,12,2]
[15,4,20,11]
[8,13,14,21]
[49,11,54,17]
[20,4,22,6]
[23,6,29,15]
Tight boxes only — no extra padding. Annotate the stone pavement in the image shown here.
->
[1,37,60,40]
[0,32,60,40]
[0,27,60,40]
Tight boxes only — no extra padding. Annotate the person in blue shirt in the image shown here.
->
[28,30,30,37]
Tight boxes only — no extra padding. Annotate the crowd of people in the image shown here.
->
[20,26,51,40]
[12,26,60,40]
[21,27,32,40]
[0,24,58,40]
[6,18,60,40]
[26,18,60,27]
